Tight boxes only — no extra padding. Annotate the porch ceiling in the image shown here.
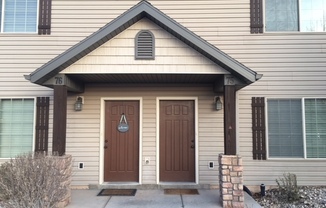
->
[67,73,222,84]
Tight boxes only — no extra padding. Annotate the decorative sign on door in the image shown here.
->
[117,113,129,133]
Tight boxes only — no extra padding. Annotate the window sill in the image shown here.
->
[267,158,326,161]
[260,31,326,36]
[0,32,38,36]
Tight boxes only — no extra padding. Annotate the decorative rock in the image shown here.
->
[219,154,244,208]
[253,186,326,208]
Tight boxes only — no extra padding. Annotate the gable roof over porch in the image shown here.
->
[25,0,261,90]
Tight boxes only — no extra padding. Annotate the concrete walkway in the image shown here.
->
[66,189,262,208]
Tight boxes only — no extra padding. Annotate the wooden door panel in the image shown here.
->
[160,100,195,182]
[104,101,139,182]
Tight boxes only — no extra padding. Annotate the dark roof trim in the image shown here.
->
[27,0,259,85]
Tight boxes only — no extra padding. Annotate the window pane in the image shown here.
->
[0,98,34,158]
[268,99,304,158]
[3,0,37,33]
[265,0,299,32]
[300,0,326,32]
[305,99,326,158]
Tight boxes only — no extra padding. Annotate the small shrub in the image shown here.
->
[0,152,72,208]
[276,173,299,202]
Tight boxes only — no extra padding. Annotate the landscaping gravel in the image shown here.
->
[253,186,326,208]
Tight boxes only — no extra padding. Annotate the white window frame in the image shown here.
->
[263,0,326,33]
[266,97,326,160]
[0,97,36,159]
[0,0,39,33]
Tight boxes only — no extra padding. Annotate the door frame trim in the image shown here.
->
[99,97,143,184]
[156,97,199,184]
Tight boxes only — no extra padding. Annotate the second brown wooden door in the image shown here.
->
[159,100,195,182]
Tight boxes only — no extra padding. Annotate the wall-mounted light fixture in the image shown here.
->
[74,96,84,111]
[215,96,223,111]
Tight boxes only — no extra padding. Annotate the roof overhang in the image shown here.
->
[25,0,262,91]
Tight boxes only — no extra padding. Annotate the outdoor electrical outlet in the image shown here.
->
[208,161,214,169]
[145,157,150,165]
[78,162,84,169]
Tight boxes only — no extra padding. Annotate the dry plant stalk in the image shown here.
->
[0,152,72,208]
[276,173,299,202]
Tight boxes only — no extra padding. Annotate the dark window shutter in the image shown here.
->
[250,0,264,33]
[135,30,155,59]
[38,0,52,35]
[35,97,50,152]
[252,97,266,160]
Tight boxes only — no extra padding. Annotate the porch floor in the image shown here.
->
[66,189,262,208]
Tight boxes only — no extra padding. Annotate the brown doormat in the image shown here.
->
[97,189,137,196]
[164,189,199,195]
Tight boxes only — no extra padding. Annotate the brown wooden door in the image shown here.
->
[104,101,139,182]
[159,100,195,182]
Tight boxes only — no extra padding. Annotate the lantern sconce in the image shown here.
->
[215,96,223,111]
[74,96,84,111]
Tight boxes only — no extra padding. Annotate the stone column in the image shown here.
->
[55,154,72,208]
[219,154,244,208]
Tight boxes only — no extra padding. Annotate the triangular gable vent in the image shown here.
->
[135,30,155,59]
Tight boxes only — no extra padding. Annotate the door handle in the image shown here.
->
[104,140,108,149]
[191,145,195,148]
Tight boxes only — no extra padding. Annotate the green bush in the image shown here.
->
[276,173,299,202]
[0,152,72,208]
